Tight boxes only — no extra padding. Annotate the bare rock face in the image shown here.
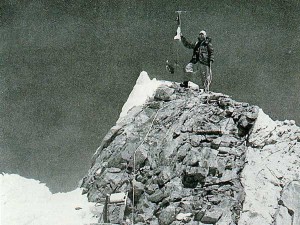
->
[80,81,300,225]
[81,82,262,224]
[81,83,300,225]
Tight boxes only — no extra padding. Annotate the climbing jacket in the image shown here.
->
[181,35,214,66]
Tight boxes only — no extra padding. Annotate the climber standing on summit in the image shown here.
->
[181,30,214,92]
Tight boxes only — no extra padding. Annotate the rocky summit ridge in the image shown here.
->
[81,81,300,225]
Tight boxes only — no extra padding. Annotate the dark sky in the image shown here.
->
[1,0,300,192]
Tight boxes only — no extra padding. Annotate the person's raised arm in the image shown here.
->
[180,34,196,49]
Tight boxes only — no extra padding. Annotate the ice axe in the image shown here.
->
[175,10,187,27]
[174,10,187,40]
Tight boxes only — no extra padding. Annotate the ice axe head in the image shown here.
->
[175,10,187,14]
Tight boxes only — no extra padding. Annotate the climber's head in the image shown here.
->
[199,30,207,41]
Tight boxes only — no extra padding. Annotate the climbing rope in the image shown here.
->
[131,106,162,225]
[130,92,196,224]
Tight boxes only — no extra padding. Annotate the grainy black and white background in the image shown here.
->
[1,0,299,192]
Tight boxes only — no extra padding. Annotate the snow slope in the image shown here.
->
[0,173,99,225]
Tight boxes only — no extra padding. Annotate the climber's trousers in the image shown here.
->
[184,63,211,92]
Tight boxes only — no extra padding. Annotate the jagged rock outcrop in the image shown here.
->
[81,82,263,225]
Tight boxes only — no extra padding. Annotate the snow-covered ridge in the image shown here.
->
[239,109,300,225]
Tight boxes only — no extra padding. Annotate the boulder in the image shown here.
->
[148,189,168,203]
[158,205,176,225]
[201,207,223,224]
[154,86,175,101]
[176,212,193,222]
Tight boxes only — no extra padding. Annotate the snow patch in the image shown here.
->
[252,108,277,133]
[0,173,98,225]
[249,109,278,147]
[118,71,161,121]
